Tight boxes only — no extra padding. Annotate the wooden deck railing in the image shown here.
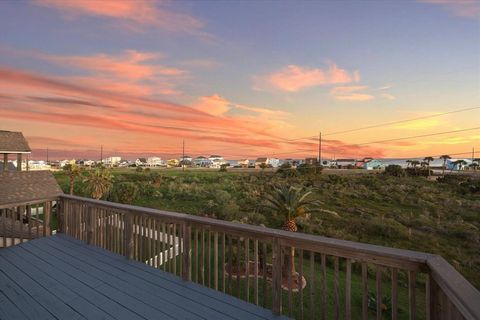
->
[8,194,479,320]
[0,198,56,248]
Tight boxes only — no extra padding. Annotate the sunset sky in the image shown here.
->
[0,0,479,160]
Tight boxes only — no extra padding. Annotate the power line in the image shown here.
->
[286,106,480,141]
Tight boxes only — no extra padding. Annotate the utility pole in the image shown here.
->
[318,131,322,166]
[46,147,49,164]
[472,147,475,161]
[182,139,185,172]
[100,145,103,164]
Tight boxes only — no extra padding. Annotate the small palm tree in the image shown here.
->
[439,155,451,176]
[84,168,113,199]
[63,163,82,195]
[410,160,420,168]
[263,185,324,276]
[406,160,412,167]
[423,156,434,176]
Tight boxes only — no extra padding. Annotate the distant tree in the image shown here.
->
[406,160,412,167]
[263,185,324,277]
[63,163,82,195]
[219,163,228,172]
[410,160,420,168]
[135,166,143,173]
[469,162,479,172]
[440,155,451,176]
[113,182,139,204]
[384,164,405,177]
[423,156,434,177]
[84,168,113,200]
[259,163,268,171]
[452,159,466,172]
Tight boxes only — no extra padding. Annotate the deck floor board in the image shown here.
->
[0,235,286,320]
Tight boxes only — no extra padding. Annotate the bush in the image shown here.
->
[384,165,405,177]
[135,166,143,173]
[111,182,139,204]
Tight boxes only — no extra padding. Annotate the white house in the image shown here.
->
[208,155,225,168]
[193,156,212,167]
[103,156,121,166]
[135,158,147,166]
[147,157,165,167]
[267,158,280,168]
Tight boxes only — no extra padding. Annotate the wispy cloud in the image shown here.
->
[420,0,480,18]
[330,86,374,101]
[254,63,359,92]
[33,0,206,33]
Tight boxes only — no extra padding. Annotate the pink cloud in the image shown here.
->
[421,0,480,18]
[193,94,232,116]
[33,0,205,33]
[255,63,359,92]
[330,86,374,101]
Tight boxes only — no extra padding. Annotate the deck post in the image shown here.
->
[43,201,51,236]
[429,277,441,319]
[3,153,7,171]
[182,222,191,281]
[16,153,22,171]
[272,237,282,316]
[124,213,134,260]
[86,206,94,245]
[57,198,64,233]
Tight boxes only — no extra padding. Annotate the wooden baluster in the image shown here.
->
[321,253,327,320]
[169,223,174,272]
[2,208,6,247]
[409,270,417,320]
[392,268,398,320]
[222,233,226,293]
[163,222,167,271]
[334,256,340,320]
[299,249,304,320]
[254,239,259,306]
[346,259,352,320]
[214,231,219,291]
[181,222,191,281]
[288,247,293,317]
[36,205,40,239]
[236,237,241,298]
[262,242,267,308]
[201,229,205,285]
[245,237,250,302]
[271,238,282,316]
[376,265,383,320]
[362,262,368,320]
[152,219,156,267]
[228,235,233,294]
[173,224,178,275]
[124,214,134,259]
[86,206,94,245]
[207,230,211,286]
[27,206,32,241]
[19,206,24,243]
[310,251,315,320]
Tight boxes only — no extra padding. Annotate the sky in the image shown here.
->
[0,0,479,160]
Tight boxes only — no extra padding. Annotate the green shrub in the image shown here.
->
[384,164,405,177]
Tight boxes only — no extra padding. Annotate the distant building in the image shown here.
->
[194,156,212,167]
[255,157,268,168]
[336,159,356,168]
[59,159,75,168]
[305,157,319,166]
[167,159,180,167]
[363,159,383,170]
[104,156,121,166]
[135,158,147,166]
[147,157,164,167]
[267,158,280,168]
[0,130,31,172]
[208,155,225,168]
[238,159,249,168]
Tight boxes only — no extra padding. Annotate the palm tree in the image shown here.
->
[423,156,434,176]
[405,160,412,167]
[410,160,420,168]
[263,185,324,277]
[439,155,451,176]
[84,168,113,200]
[63,163,82,195]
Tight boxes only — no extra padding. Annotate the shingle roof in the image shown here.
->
[0,131,31,153]
[0,171,63,205]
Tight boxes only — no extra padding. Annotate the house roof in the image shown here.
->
[256,157,268,162]
[0,131,31,153]
[209,155,222,158]
[0,171,63,205]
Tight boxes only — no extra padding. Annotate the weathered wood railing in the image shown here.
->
[56,195,480,320]
[0,198,56,248]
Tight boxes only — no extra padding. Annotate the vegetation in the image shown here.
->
[54,167,480,289]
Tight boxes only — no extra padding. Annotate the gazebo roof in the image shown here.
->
[0,130,31,153]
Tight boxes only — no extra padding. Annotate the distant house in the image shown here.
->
[194,156,212,167]
[255,157,268,168]
[226,160,239,167]
[208,155,225,168]
[267,158,280,168]
[179,155,192,167]
[363,159,383,170]
[446,159,471,171]
[238,159,249,168]
[147,157,164,167]
[135,158,147,167]
[167,159,180,167]
[104,156,121,167]
[336,159,356,169]
[0,130,31,171]
[305,157,319,166]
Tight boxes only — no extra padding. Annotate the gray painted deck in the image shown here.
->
[0,234,286,320]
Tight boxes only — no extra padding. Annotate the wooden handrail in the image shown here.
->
[59,194,480,319]
[0,197,59,210]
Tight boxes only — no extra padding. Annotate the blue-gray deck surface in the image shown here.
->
[0,234,287,320]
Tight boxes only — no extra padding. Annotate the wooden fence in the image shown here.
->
[57,195,480,320]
